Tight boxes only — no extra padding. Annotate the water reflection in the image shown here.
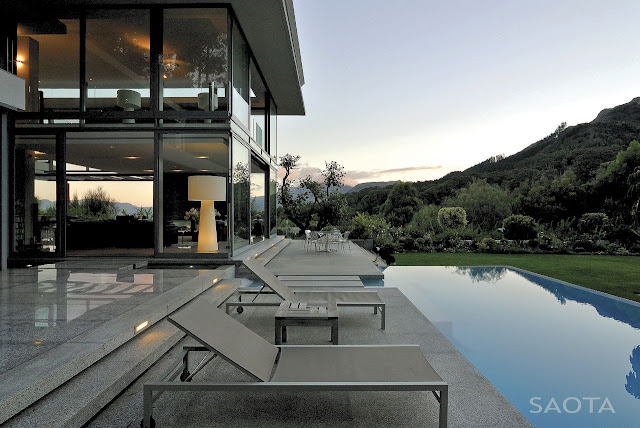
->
[454,266,507,283]
[511,269,640,329]
[626,345,640,399]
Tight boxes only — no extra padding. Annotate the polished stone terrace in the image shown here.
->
[0,266,201,373]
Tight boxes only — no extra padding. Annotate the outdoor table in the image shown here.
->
[275,301,339,345]
[316,231,336,252]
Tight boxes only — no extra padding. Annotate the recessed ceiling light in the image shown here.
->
[124,156,141,160]
[172,169,183,172]
[200,169,210,172]
[144,169,154,173]
[195,156,209,159]
[33,150,46,155]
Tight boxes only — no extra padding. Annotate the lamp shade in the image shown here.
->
[188,175,226,201]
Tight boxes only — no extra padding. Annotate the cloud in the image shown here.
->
[279,163,443,186]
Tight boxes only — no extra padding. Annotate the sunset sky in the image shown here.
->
[278,0,640,186]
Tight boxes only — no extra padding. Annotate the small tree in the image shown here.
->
[437,207,468,231]
[381,182,422,227]
[503,215,537,242]
[578,213,610,239]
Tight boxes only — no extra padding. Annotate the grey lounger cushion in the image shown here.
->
[243,258,382,304]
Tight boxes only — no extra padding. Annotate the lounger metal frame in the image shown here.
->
[225,288,386,329]
[142,344,447,428]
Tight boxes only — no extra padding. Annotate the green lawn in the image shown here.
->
[394,253,640,303]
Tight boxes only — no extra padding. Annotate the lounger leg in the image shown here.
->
[374,306,377,314]
[439,387,448,428]
[381,305,386,330]
[142,385,153,428]
[331,321,339,345]
[275,320,282,345]
[282,326,287,343]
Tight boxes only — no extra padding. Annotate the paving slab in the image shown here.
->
[265,240,383,279]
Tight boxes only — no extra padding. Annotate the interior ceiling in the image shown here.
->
[12,0,304,114]
[15,133,228,178]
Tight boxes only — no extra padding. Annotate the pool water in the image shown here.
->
[382,266,640,427]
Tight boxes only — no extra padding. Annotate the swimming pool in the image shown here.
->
[381,266,640,427]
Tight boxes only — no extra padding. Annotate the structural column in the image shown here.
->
[0,112,9,270]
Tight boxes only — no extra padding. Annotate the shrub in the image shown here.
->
[503,215,538,241]
[478,237,499,253]
[408,204,442,235]
[578,213,610,238]
[437,207,468,231]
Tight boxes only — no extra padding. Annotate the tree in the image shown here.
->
[381,182,422,227]
[628,166,640,227]
[437,207,467,231]
[503,215,537,241]
[445,179,513,231]
[408,204,442,236]
[82,187,117,220]
[277,154,347,232]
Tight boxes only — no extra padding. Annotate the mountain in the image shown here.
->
[348,96,640,208]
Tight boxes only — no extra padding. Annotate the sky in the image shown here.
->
[278,0,640,186]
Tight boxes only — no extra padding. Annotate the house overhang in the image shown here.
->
[9,0,305,115]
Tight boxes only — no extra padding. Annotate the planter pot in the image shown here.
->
[351,238,374,251]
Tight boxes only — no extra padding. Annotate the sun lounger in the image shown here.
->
[141,299,447,428]
[226,257,386,329]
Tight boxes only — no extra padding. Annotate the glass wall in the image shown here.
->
[250,159,266,243]
[163,8,228,115]
[13,136,57,253]
[269,97,277,158]
[85,10,150,116]
[162,134,229,254]
[65,132,154,255]
[231,23,249,127]
[250,60,266,149]
[17,17,80,113]
[232,140,249,251]
[269,170,277,236]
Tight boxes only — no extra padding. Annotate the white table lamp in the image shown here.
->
[188,175,226,253]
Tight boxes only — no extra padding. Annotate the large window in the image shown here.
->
[65,132,154,255]
[250,60,266,149]
[163,8,228,115]
[232,140,249,251]
[17,17,80,113]
[13,136,58,253]
[162,134,229,254]
[85,10,150,116]
[231,23,249,127]
[250,159,267,243]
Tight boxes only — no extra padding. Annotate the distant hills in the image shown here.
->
[38,199,149,215]
[347,96,640,208]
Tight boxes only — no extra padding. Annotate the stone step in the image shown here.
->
[0,267,236,424]
[2,277,241,428]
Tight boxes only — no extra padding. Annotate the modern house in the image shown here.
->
[0,0,305,269]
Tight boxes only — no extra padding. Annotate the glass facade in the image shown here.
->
[85,10,151,115]
[269,98,277,158]
[13,136,57,253]
[162,134,229,254]
[270,171,277,236]
[10,7,285,260]
[250,158,266,243]
[232,140,250,251]
[163,9,229,114]
[250,60,266,149]
[231,24,249,127]
[66,132,154,254]
[17,17,80,113]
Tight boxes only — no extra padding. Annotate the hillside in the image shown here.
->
[347,97,640,209]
